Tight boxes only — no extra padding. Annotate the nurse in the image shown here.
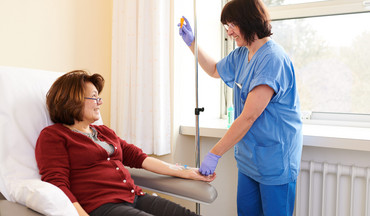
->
[178,0,302,215]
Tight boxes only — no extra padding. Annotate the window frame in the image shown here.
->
[220,0,234,119]
[268,0,370,21]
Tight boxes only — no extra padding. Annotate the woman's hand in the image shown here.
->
[142,157,216,182]
[73,202,89,216]
[178,16,194,46]
[184,168,216,182]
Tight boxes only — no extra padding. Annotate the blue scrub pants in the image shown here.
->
[237,171,296,216]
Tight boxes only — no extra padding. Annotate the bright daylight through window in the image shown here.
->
[260,0,370,124]
[272,13,370,115]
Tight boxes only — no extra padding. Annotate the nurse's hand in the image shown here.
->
[178,16,194,46]
[199,152,221,176]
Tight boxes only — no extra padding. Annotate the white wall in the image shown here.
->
[0,0,113,126]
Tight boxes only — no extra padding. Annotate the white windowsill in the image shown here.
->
[179,118,370,152]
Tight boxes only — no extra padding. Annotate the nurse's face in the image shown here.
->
[82,82,102,124]
[224,22,247,47]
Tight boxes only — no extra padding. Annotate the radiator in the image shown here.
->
[295,160,370,216]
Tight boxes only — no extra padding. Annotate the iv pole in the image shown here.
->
[193,0,204,214]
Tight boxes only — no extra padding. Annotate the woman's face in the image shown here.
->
[82,82,102,124]
[225,23,247,47]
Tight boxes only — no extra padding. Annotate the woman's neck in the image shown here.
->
[65,122,92,133]
[247,37,270,61]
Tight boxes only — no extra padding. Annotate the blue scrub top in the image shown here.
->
[217,40,303,185]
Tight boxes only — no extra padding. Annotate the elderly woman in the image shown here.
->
[35,70,215,216]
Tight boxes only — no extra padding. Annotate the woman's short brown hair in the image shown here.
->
[221,0,272,45]
[46,70,104,125]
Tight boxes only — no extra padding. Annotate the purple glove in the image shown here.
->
[199,152,221,176]
[178,16,194,46]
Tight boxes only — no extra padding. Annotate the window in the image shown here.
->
[266,0,370,125]
[221,0,370,126]
[272,13,370,115]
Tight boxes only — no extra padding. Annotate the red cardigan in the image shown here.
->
[35,123,148,213]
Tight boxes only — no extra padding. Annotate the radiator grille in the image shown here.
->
[296,160,370,216]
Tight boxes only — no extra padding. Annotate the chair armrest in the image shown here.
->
[0,200,42,216]
[127,168,218,204]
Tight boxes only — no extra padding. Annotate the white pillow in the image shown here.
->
[10,179,78,216]
[0,66,78,215]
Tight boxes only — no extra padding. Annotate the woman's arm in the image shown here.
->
[73,202,89,216]
[189,42,220,79]
[141,157,216,182]
[179,17,220,78]
[210,85,274,156]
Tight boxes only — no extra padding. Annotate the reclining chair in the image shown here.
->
[0,66,217,215]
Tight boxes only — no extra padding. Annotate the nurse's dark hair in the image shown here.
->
[46,70,104,125]
[221,0,272,45]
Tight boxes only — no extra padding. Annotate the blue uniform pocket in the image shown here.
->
[254,144,284,176]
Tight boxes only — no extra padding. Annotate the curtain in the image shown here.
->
[111,0,171,155]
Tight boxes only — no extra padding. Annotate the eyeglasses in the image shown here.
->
[223,23,235,31]
[84,97,102,104]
